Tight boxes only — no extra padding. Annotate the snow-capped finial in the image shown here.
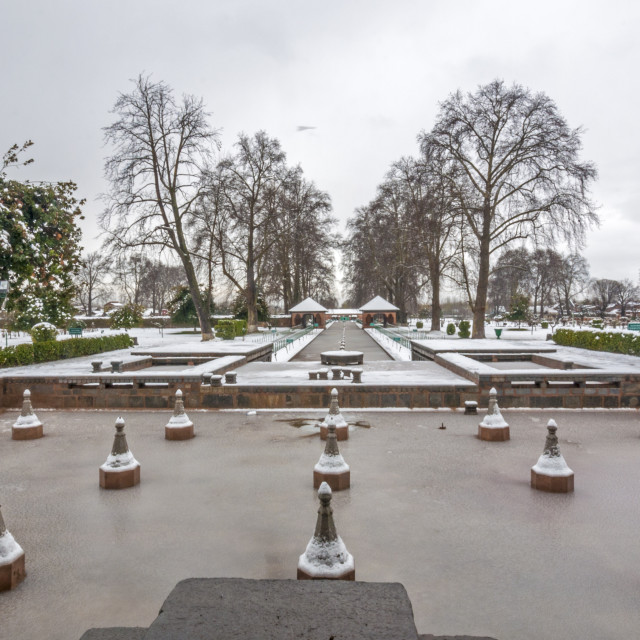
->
[543,419,560,456]
[297,482,355,580]
[314,415,350,490]
[531,418,574,493]
[165,389,195,440]
[12,388,44,440]
[99,416,140,489]
[320,388,348,441]
[111,417,130,456]
[0,503,26,591]
[478,387,510,441]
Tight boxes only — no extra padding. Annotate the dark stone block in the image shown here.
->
[79,629,146,640]
[419,636,498,640]
[144,578,420,640]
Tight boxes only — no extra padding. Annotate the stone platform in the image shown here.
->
[79,578,496,639]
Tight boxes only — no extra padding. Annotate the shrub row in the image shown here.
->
[0,334,133,368]
[553,328,640,356]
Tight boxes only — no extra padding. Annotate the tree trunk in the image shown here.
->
[430,273,441,332]
[472,230,491,339]
[181,256,213,340]
[246,264,258,334]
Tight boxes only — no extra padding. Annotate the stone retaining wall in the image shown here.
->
[2,375,638,410]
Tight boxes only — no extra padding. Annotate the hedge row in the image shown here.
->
[553,328,640,356]
[0,334,134,368]
[215,319,247,340]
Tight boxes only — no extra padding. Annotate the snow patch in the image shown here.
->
[0,530,24,564]
[298,536,354,577]
[532,453,574,477]
[101,451,139,472]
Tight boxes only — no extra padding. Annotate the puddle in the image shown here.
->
[276,418,371,430]
[276,418,316,428]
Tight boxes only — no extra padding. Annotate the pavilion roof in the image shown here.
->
[359,295,400,312]
[289,297,327,313]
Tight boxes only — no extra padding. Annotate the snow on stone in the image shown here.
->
[165,413,193,428]
[298,536,354,578]
[101,451,139,472]
[314,452,350,473]
[13,412,42,428]
[0,530,24,564]
[320,412,347,428]
[532,453,574,477]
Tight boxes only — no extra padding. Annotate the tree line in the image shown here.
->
[343,80,599,337]
[4,78,638,337]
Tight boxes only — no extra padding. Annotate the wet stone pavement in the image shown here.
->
[0,408,639,640]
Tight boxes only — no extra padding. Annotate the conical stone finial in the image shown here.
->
[12,389,44,440]
[165,389,195,440]
[542,420,560,457]
[531,419,574,493]
[478,387,510,441]
[314,416,350,490]
[0,503,26,591]
[99,416,140,489]
[320,388,348,440]
[297,482,355,580]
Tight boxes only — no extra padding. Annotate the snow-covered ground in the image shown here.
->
[365,328,412,361]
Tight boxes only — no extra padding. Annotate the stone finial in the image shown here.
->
[542,419,560,457]
[320,388,348,440]
[12,389,44,440]
[110,417,131,458]
[0,504,26,591]
[165,389,195,439]
[478,387,510,441]
[100,416,140,489]
[297,482,355,580]
[314,416,350,490]
[531,418,574,493]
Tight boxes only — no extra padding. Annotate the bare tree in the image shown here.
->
[205,131,287,332]
[101,74,220,340]
[590,278,619,318]
[553,253,590,318]
[76,251,109,316]
[422,80,598,337]
[261,167,336,311]
[614,278,639,318]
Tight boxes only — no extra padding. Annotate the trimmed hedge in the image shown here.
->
[216,319,236,340]
[0,334,133,368]
[553,328,640,356]
[458,320,471,339]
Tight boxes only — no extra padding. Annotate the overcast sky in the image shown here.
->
[2,0,639,284]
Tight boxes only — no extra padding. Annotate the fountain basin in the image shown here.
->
[320,350,364,366]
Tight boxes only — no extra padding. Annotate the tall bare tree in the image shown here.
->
[205,131,287,332]
[614,278,639,318]
[76,251,109,316]
[262,167,336,311]
[422,80,598,337]
[101,74,220,340]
